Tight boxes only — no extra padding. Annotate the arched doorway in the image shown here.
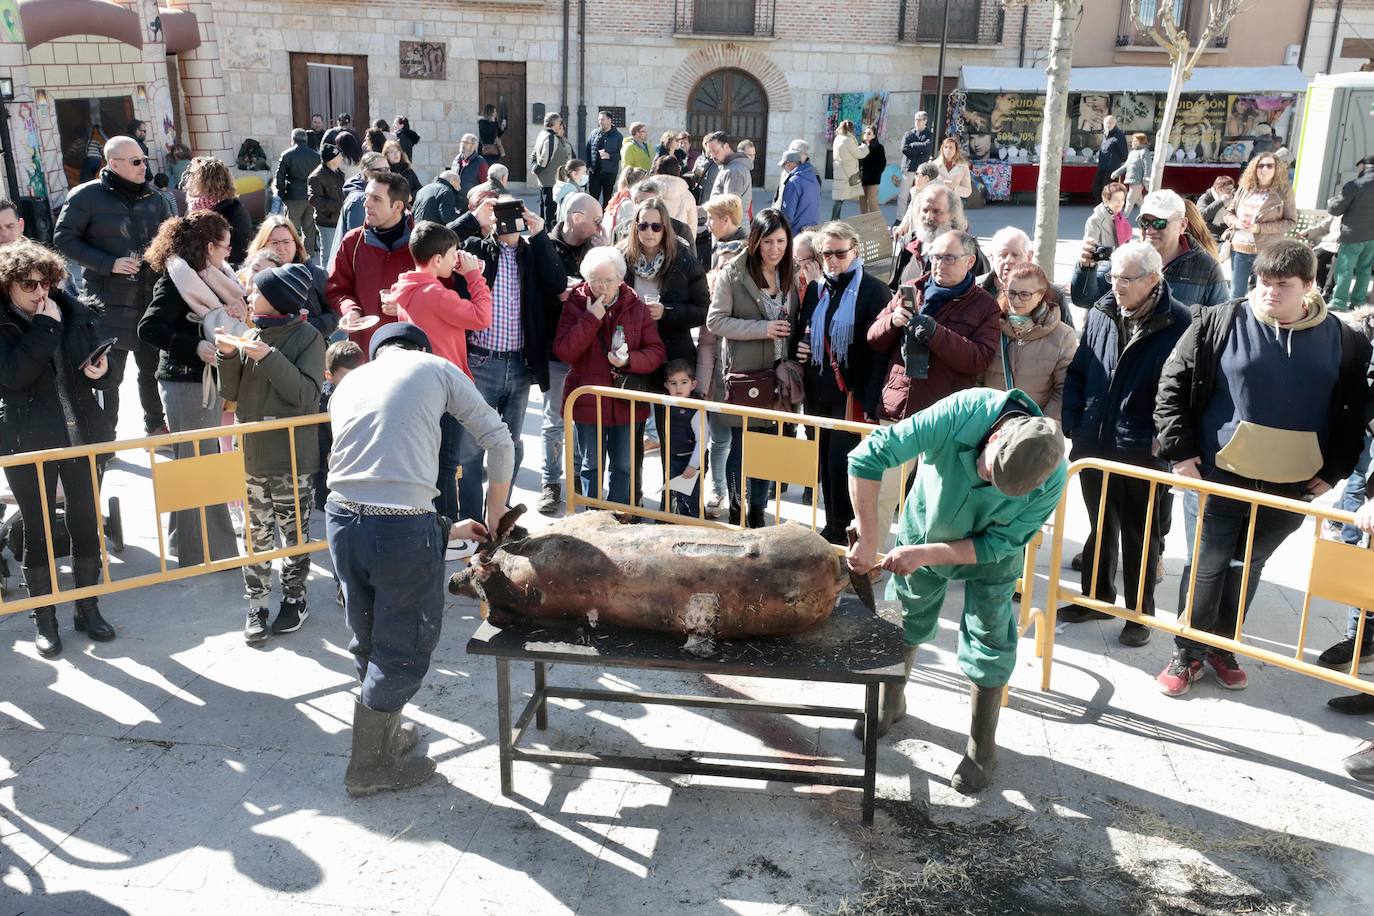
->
[687,68,768,188]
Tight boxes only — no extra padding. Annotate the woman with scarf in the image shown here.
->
[182,157,253,265]
[619,197,708,507]
[976,262,1077,422]
[0,241,119,657]
[137,211,244,567]
[706,208,805,528]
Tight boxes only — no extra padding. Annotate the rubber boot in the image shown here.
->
[344,700,436,797]
[854,644,917,739]
[23,566,60,659]
[951,683,1004,795]
[72,557,115,642]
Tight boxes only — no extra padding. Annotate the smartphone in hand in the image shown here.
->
[79,338,118,371]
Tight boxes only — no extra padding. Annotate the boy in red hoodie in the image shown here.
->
[389,220,492,379]
[388,220,492,518]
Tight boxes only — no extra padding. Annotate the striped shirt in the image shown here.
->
[471,241,523,352]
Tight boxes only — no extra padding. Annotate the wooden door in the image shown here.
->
[478,61,527,181]
[687,68,769,187]
[290,53,369,132]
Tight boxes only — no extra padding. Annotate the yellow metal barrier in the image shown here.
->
[561,385,885,530]
[1026,458,1374,698]
[0,414,332,616]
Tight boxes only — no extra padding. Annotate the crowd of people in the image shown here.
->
[2,95,1374,793]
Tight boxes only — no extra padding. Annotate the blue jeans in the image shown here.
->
[727,424,775,526]
[1176,492,1305,659]
[327,505,445,713]
[457,349,531,520]
[317,226,336,268]
[707,411,731,500]
[574,422,633,504]
[541,359,572,487]
[1338,433,1373,636]
[1230,250,1257,300]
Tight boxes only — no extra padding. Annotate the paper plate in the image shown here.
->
[340,314,381,332]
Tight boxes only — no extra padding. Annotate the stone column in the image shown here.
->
[167,0,231,160]
[134,0,174,173]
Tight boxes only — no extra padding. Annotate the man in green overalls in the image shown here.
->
[848,387,1066,794]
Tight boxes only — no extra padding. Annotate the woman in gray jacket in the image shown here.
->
[704,208,801,528]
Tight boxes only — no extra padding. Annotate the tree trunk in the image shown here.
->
[1150,54,1187,191]
[1031,0,1083,273]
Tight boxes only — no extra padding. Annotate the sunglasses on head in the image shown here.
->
[637,221,664,233]
[1137,216,1171,231]
[18,278,52,292]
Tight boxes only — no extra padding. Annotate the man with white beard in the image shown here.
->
[890,183,987,288]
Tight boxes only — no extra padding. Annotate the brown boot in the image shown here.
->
[951,683,1003,795]
[854,644,917,739]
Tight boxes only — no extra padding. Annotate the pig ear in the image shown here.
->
[495,504,527,543]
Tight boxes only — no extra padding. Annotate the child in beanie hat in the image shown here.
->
[216,262,326,645]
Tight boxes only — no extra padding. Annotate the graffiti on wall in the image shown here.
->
[15,103,48,198]
[0,0,24,43]
[399,41,446,81]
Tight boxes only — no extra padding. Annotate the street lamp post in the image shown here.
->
[0,77,21,205]
[932,0,953,145]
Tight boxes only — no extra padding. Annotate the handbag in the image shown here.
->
[481,138,505,158]
[848,171,862,187]
[724,368,777,411]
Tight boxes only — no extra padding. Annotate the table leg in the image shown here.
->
[534,661,548,730]
[496,657,513,796]
[862,683,879,825]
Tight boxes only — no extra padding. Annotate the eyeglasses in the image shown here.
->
[1108,273,1146,285]
[796,256,818,266]
[1137,216,1171,231]
[637,221,664,233]
[17,278,52,292]
[113,156,146,167]
[819,246,855,260]
[930,252,968,264]
[1257,163,1276,170]
[1005,288,1043,301]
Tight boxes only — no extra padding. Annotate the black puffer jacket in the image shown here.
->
[625,245,708,368]
[53,169,173,349]
[0,289,116,455]
[275,140,321,201]
[211,198,254,266]
[307,164,345,228]
[138,273,212,384]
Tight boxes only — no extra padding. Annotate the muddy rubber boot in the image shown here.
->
[23,566,60,659]
[854,644,917,739]
[344,700,435,797]
[72,557,115,642]
[951,683,1004,795]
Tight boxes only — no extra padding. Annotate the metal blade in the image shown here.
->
[845,525,877,612]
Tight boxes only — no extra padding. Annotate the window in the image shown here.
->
[916,0,980,43]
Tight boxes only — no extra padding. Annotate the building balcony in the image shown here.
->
[673,0,776,39]
[897,0,1005,46]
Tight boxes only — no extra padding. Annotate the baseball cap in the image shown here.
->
[988,416,1065,496]
[369,321,432,359]
[778,150,803,167]
[1138,189,1186,222]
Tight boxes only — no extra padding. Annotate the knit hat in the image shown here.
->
[1138,189,1186,222]
[369,321,432,359]
[988,416,1064,496]
[320,142,341,163]
[255,263,312,316]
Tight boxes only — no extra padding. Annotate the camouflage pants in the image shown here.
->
[242,472,313,603]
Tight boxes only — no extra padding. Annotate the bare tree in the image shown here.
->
[1001,0,1084,273]
[1127,0,1250,190]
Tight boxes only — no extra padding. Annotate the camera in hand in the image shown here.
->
[898,288,930,380]
[1091,244,1113,262]
[493,197,525,236]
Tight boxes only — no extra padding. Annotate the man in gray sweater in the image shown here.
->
[326,322,514,796]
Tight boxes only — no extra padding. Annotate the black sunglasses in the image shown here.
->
[637,221,664,233]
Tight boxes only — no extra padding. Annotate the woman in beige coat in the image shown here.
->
[976,262,1077,422]
[1222,151,1296,298]
[935,137,973,200]
[830,120,868,220]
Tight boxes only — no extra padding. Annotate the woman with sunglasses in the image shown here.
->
[976,263,1077,422]
[618,198,708,505]
[1222,152,1296,299]
[790,221,888,544]
[0,240,120,657]
[138,211,241,568]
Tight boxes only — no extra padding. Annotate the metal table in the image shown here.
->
[466,593,908,824]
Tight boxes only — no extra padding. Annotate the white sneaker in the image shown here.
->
[446,540,478,561]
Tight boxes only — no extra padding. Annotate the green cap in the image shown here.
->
[989,416,1064,496]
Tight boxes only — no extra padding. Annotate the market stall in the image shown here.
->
[955,65,1310,201]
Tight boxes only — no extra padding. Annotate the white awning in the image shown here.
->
[959,65,1309,95]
